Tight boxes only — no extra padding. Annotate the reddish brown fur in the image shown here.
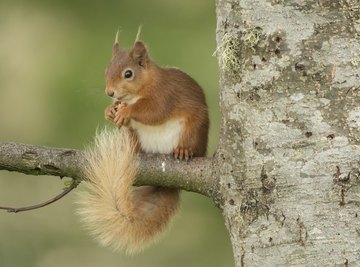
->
[105,41,209,157]
[94,39,209,252]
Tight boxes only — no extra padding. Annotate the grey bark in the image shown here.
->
[0,142,217,200]
[1,0,360,266]
[215,0,360,266]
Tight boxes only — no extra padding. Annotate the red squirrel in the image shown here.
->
[77,33,209,253]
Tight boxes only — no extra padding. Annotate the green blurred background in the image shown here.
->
[0,0,233,266]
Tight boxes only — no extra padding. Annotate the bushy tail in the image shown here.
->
[77,128,179,253]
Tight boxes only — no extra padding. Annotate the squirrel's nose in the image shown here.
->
[107,90,115,97]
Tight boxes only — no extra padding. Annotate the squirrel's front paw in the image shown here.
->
[105,101,127,123]
[113,106,131,128]
[174,147,193,161]
[105,105,117,121]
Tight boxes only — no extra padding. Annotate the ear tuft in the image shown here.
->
[115,29,120,44]
[135,25,142,43]
[112,30,121,57]
[131,41,148,67]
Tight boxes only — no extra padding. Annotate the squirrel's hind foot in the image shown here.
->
[174,147,193,161]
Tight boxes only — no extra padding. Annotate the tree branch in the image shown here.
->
[0,180,79,213]
[0,142,221,202]
[0,142,85,179]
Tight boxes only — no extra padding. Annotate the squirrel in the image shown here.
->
[77,33,209,254]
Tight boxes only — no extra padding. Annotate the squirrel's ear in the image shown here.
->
[131,41,148,67]
[112,30,120,57]
[112,43,120,57]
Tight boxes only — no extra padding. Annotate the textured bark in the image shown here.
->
[215,0,360,266]
[0,142,217,200]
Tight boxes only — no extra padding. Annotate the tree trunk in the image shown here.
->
[215,0,360,266]
[1,1,360,266]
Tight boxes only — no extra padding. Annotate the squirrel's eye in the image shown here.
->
[124,70,133,79]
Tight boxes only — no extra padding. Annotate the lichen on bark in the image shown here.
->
[216,0,360,266]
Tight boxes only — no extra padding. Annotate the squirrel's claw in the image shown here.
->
[174,147,193,161]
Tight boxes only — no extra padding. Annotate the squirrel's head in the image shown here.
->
[105,35,151,104]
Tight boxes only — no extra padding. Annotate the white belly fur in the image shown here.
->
[130,119,184,154]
